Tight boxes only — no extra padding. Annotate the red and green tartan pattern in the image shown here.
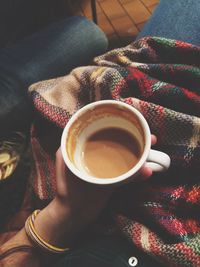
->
[29,37,200,266]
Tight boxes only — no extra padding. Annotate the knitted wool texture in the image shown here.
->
[29,37,200,267]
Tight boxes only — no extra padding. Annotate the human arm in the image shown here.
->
[0,135,156,266]
[0,151,113,266]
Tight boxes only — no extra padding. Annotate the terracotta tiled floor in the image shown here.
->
[81,0,160,48]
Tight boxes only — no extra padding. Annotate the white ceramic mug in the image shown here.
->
[61,100,171,185]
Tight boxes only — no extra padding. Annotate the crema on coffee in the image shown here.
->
[82,127,142,178]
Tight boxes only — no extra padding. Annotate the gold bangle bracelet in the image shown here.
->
[25,210,69,254]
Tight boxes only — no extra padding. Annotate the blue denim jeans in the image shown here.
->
[137,0,200,46]
[0,16,108,132]
[53,235,160,267]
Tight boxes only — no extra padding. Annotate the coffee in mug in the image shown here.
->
[82,127,142,178]
[61,100,171,185]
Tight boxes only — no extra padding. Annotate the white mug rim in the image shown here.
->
[61,100,151,185]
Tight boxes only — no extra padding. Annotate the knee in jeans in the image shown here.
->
[80,17,108,55]
[63,16,108,56]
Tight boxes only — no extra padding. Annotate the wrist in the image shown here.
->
[33,198,83,248]
[47,197,71,223]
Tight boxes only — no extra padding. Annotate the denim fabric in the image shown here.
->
[54,235,161,267]
[0,16,108,132]
[137,0,200,46]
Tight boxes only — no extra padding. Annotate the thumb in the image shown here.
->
[55,148,68,196]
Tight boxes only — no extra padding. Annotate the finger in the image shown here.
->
[139,164,153,180]
[56,148,65,174]
[56,148,67,195]
[151,135,157,146]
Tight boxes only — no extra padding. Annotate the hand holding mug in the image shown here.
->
[53,135,158,244]
[26,102,170,254]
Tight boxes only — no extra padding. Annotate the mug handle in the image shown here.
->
[146,149,171,172]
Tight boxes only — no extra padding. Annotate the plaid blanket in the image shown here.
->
[29,37,200,267]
